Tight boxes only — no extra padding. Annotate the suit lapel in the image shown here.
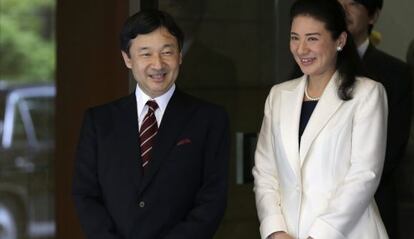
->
[280,76,306,178]
[362,44,374,75]
[299,72,343,166]
[362,44,384,84]
[117,93,143,188]
[138,89,196,194]
[362,43,375,63]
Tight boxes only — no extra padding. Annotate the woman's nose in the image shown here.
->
[297,41,308,55]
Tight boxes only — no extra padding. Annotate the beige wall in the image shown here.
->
[376,0,414,61]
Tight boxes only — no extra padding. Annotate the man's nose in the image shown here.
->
[151,54,163,69]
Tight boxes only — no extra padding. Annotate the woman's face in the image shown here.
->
[290,15,346,82]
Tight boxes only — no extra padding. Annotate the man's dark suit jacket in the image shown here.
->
[363,43,412,238]
[72,88,230,239]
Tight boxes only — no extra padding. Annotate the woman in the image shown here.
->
[253,0,388,238]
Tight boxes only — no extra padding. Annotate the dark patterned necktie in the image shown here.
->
[139,100,159,168]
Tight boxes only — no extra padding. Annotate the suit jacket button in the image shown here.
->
[139,201,145,208]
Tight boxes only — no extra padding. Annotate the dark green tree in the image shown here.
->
[0,0,55,82]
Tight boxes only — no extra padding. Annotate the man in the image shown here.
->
[72,10,230,239]
[338,0,412,237]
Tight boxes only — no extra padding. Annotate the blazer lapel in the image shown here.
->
[299,72,343,166]
[280,76,306,178]
[138,89,196,194]
[117,93,143,188]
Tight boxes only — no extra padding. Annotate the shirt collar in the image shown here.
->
[357,38,370,58]
[135,83,176,117]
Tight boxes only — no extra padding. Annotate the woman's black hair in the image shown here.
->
[290,0,365,100]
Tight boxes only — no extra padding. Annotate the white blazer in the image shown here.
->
[253,72,389,239]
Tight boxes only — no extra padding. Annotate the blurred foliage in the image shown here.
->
[0,0,55,82]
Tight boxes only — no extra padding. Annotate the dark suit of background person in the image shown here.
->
[72,10,230,239]
[362,43,412,235]
[337,0,412,237]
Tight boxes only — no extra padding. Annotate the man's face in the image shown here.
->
[122,27,182,98]
[338,0,376,45]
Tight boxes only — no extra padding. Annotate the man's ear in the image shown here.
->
[369,9,380,25]
[179,51,183,65]
[121,51,132,69]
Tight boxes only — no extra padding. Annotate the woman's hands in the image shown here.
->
[268,231,294,239]
[268,231,314,239]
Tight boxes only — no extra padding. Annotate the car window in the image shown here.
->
[0,95,5,136]
[13,96,54,146]
[25,96,54,143]
[12,101,28,146]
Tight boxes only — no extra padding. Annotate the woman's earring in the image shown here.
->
[337,46,343,51]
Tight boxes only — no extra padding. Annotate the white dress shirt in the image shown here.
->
[135,84,175,130]
[357,38,370,58]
